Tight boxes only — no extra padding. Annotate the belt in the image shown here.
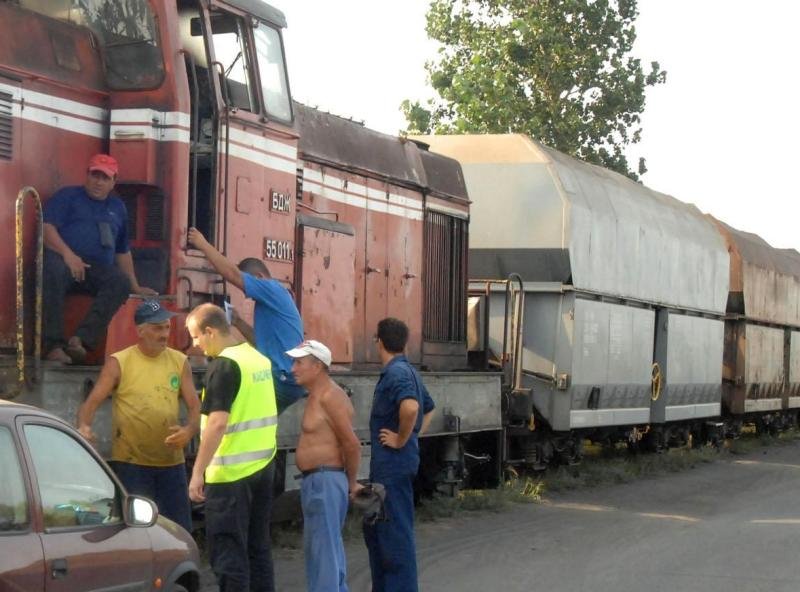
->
[294,465,346,480]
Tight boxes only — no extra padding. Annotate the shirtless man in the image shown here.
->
[286,340,362,592]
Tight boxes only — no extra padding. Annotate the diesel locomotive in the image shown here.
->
[1,0,798,497]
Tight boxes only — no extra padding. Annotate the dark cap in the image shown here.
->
[134,300,175,325]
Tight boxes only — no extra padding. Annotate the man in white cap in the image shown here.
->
[287,339,362,592]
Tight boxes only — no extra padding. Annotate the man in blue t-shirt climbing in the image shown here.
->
[188,227,305,413]
[42,154,157,364]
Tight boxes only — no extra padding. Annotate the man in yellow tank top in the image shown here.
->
[77,300,200,533]
[187,303,278,592]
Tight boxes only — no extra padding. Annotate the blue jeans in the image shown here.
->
[111,461,192,534]
[273,368,307,414]
[363,473,418,592]
[301,470,349,592]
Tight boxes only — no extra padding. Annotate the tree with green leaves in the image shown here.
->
[403,0,666,179]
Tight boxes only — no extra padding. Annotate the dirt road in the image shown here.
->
[204,440,800,590]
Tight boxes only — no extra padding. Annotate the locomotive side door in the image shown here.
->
[184,2,297,305]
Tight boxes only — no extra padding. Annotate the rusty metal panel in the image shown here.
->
[297,217,356,364]
[711,219,800,325]
[386,184,424,363]
[742,324,785,413]
[744,324,785,384]
[0,79,21,348]
[418,134,729,314]
[296,104,424,188]
[0,3,106,91]
[364,194,388,364]
[789,331,800,407]
[299,163,370,362]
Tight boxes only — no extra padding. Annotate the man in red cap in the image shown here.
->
[42,154,156,364]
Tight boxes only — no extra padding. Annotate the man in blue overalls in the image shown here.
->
[364,318,435,592]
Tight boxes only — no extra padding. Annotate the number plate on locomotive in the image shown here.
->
[270,190,291,214]
[263,238,294,262]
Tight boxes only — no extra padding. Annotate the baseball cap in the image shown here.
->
[134,300,175,325]
[87,154,119,177]
[285,339,332,367]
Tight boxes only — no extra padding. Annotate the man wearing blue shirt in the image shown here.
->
[42,154,156,364]
[188,227,305,413]
[364,317,435,592]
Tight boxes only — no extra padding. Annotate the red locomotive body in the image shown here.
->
[0,0,502,495]
[0,0,470,368]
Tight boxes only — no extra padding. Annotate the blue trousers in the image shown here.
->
[273,368,307,414]
[205,462,275,592]
[111,461,192,534]
[301,470,349,592]
[363,473,418,592]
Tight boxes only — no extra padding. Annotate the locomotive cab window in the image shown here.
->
[20,0,165,90]
[208,12,256,112]
[253,23,292,122]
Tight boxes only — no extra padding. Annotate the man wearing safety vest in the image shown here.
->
[186,303,278,592]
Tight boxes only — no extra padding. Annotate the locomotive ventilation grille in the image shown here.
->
[145,192,165,241]
[0,91,12,160]
[424,211,468,342]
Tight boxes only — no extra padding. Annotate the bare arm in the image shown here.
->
[322,389,361,493]
[379,398,419,449]
[76,358,121,442]
[420,408,435,436]
[165,360,201,449]
[188,410,229,502]
[44,223,90,281]
[232,314,255,346]
[187,227,244,291]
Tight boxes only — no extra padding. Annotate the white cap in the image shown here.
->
[285,339,332,367]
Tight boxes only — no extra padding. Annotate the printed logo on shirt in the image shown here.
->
[169,374,180,390]
[252,368,271,383]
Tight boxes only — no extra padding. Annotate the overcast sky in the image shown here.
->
[275,1,800,249]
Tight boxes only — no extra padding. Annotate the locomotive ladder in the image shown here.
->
[471,273,526,392]
[14,186,43,393]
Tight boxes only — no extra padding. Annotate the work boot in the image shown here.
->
[65,336,87,364]
[45,347,72,364]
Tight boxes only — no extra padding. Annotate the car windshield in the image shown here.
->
[24,424,121,529]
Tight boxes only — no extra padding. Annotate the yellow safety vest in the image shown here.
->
[201,342,278,483]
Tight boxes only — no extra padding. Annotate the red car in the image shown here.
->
[0,400,200,591]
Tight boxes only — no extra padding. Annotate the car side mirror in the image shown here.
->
[125,495,158,527]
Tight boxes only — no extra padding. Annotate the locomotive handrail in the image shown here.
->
[15,186,43,395]
[183,49,200,229]
[505,274,525,393]
[468,275,525,391]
